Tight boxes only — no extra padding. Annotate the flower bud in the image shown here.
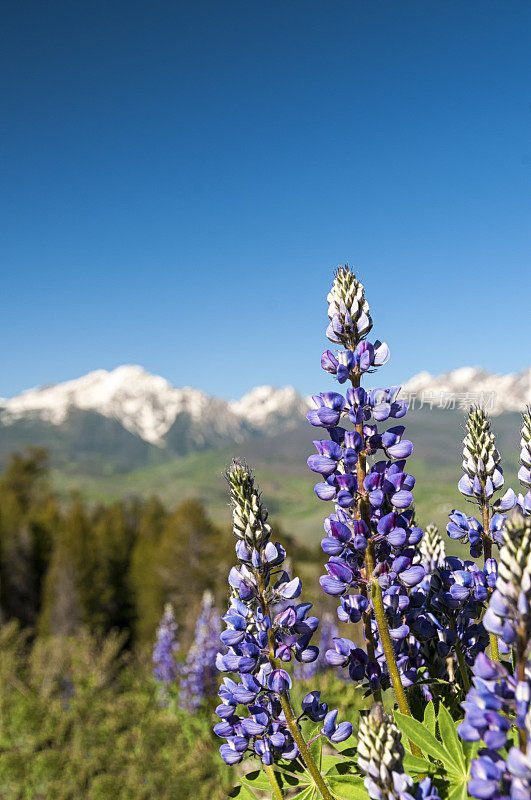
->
[326,265,373,346]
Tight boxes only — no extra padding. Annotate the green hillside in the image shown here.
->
[48,407,522,546]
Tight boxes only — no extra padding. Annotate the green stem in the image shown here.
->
[480,502,500,662]
[370,581,413,717]
[264,763,285,800]
[278,694,334,800]
[489,633,500,663]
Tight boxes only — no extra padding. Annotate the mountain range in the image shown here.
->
[2,364,529,451]
[1,364,528,541]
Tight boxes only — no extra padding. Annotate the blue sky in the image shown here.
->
[1,0,530,400]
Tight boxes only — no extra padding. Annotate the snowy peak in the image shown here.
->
[0,367,307,445]
[229,385,308,428]
[402,366,531,414]
[0,365,231,445]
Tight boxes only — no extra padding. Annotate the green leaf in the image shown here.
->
[309,731,323,773]
[228,784,260,799]
[291,788,318,800]
[321,755,350,773]
[423,700,436,737]
[402,752,436,775]
[394,712,448,763]
[327,775,368,800]
[240,769,276,790]
[447,780,469,800]
[325,758,359,777]
[437,703,466,774]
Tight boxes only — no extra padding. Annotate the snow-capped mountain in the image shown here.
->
[0,365,245,446]
[402,366,531,415]
[229,385,309,430]
[0,365,529,456]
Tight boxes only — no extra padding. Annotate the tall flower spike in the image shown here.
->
[518,407,531,515]
[450,406,515,559]
[215,460,350,793]
[153,603,179,696]
[310,265,425,723]
[179,591,221,711]
[484,510,531,656]
[326,265,372,348]
[357,703,414,800]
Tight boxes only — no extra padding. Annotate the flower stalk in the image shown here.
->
[263,763,285,800]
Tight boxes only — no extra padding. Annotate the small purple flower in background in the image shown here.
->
[153,603,179,700]
[179,591,221,711]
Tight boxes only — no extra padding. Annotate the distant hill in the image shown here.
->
[0,365,527,543]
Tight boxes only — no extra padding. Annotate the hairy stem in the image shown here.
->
[264,763,285,800]
[489,634,500,663]
[480,502,500,662]
[278,694,334,800]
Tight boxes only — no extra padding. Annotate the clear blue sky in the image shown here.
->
[1,0,530,399]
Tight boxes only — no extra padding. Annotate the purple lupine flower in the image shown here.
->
[459,650,531,800]
[451,406,516,558]
[179,591,221,711]
[308,266,427,696]
[215,461,352,766]
[294,613,339,680]
[153,603,179,688]
[506,705,531,800]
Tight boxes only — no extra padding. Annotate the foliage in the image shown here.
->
[0,622,231,800]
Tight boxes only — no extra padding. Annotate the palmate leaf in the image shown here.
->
[240,769,275,791]
[447,780,469,800]
[228,783,260,799]
[423,700,436,737]
[394,712,449,763]
[308,727,323,773]
[291,787,318,800]
[326,774,368,800]
[402,752,436,775]
[437,702,466,775]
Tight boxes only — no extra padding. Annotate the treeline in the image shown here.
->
[0,448,311,647]
[0,448,238,645]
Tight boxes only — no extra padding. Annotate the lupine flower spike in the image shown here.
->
[449,407,516,560]
[153,603,179,703]
[179,591,221,711]
[215,460,348,800]
[309,265,425,722]
[357,704,441,800]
